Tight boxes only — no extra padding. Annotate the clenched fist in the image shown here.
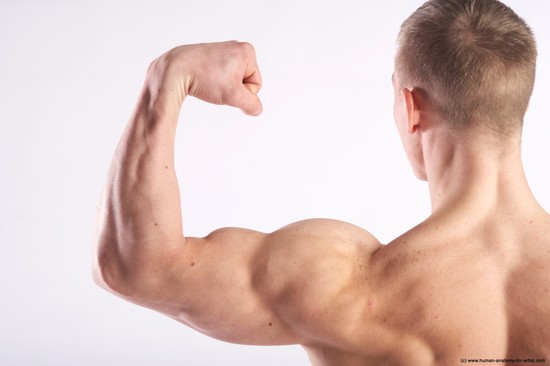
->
[146,41,263,116]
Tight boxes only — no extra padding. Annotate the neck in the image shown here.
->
[423,128,540,219]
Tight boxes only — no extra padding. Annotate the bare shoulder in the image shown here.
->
[269,218,382,251]
[260,218,382,289]
[255,219,383,346]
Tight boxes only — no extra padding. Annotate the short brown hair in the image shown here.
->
[396,0,537,137]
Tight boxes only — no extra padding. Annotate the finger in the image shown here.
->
[241,42,262,93]
[225,42,263,115]
[228,85,263,116]
[240,87,263,116]
[243,69,262,95]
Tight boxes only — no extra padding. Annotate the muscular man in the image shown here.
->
[93,0,550,364]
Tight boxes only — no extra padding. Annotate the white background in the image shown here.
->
[0,0,548,365]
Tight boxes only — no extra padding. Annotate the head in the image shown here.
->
[393,0,537,179]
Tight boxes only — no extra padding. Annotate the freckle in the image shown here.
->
[165,165,168,169]
[435,315,439,320]
[154,223,158,226]
[268,322,272,326]
[190,262,195,267]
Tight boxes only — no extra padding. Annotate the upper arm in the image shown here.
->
[108,226,305,345]
[163,227,305,345]
[105,219,381,347]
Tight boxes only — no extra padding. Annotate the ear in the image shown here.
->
[402,88,421,134]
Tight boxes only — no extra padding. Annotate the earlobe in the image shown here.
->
[402,88,421,134]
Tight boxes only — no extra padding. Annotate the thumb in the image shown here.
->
[230,84,263,116]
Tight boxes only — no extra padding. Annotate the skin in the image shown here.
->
[93,41,550,365]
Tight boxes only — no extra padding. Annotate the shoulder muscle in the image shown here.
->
[257,219,382,344]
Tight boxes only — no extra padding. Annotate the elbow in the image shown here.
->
[91,239,137,298]
[92,241,163,301]
[92,201,127,295]
[91,245,126,296]
[91,222,139,297]
[91,214,176,301]
[91,261,119,296]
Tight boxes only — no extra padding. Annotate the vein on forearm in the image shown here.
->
[107,86,184,275]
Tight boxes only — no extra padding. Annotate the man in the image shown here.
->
[93,0,550,364]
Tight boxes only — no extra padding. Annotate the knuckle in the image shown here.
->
[239,41,255,54]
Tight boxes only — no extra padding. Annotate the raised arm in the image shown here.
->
[93,41,262,281]
[92,41,302,341]
[92,41,381,348]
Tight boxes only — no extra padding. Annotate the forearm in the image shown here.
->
[95,64,186,293]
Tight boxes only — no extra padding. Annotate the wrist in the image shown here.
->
[146,53,190,106]
[139,57,190,125]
